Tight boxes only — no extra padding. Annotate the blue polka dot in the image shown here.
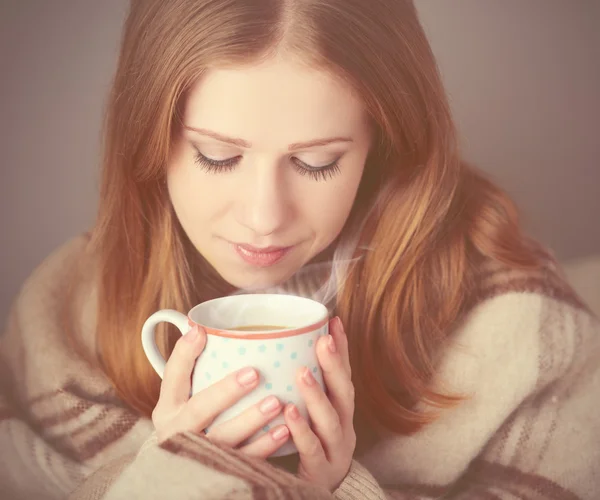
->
[222,361,229,369]
[276,344,284,352]
[263,424,270,432]
[265,383,272,390]
[308,339,314,347]
[258,344,267,353]
[274,361,281,368]
[312,366,318,373]
[290,352,297,360]
[205,372,211,380]
[238,347,247,355]
[286,385,293,392]
[210,351,217,359]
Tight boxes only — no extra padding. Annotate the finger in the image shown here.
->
[296,367,345,461]
[159,325,207,409]
[330,317,351,376]
[237,425,290,458]
[180,366,260,432]
[316,335,355,428]
[284,404,328,470]
[207,395,283,447]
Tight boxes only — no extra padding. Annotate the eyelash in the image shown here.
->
[193,151,341,182]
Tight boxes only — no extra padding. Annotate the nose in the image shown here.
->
[236,161,290,237]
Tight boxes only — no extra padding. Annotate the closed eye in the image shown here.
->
[290,157,341,181]
[194,151,240,172]
[194,150,341,182]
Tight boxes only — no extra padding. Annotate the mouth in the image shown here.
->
[230,242,293,267]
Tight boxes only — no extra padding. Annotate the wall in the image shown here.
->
[417,0,600,257]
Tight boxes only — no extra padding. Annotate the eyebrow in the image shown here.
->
[184,126,353,151]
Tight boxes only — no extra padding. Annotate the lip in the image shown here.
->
[236,243,288,253]
[230,242,292,267]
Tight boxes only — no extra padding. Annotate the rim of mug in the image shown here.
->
[187,294,329,339]
[187,317,329,339]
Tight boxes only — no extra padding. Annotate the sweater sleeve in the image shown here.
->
[334,292,600,500]
[0,362,332,500]
[65,432,334,500]
[0,396,332,500]
[334,460,387,500]
[0,312,90,499]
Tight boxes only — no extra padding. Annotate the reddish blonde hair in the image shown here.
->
[91,0,540,433]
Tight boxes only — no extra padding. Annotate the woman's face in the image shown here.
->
[168,55,372,290]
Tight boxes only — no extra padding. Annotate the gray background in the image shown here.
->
[1,1,599,325]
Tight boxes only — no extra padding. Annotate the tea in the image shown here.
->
[230,325,288,331]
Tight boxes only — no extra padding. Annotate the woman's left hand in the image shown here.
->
[283,317,356,492]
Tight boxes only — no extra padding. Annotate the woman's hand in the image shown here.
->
[284,317,356,491]
[152,325,290,458]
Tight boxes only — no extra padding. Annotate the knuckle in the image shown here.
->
[172,335,187,353]
[187,394,217,429]
[240,438,269,459]
[305,435,323,458]
[173,337,193,358]
[176,334,200,357]
[164,349,196,382]
[324,413,343,437]
[318,335,330,350]
[219,377,241,400]
[253,406,271,424]
[204,431,223,446]
[187,394,208,420]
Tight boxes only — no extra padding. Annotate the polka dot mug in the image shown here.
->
[141,293,329,456]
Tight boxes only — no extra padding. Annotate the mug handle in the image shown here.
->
[141,309,191,378]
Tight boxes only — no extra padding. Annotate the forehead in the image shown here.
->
[183,57,368,146]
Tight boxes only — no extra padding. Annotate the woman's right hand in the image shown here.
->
[152,325,290,458]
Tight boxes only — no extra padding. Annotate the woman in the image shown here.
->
[1,0,598,498]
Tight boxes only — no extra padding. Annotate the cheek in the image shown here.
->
[167,157,221,233]
[302,167,363,242]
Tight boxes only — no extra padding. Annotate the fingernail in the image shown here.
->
[287,404,300,420]
[259,396,280,414]
[237,367,258,386]
[271,426,289,441]
[302,367,315,386]
[328,335,337,353]
[335,316,345,335]
[184,326,199,343]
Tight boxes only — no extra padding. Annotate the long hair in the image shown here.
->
[90,0,540,433]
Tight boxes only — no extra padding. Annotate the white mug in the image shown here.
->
[141,293,329,456]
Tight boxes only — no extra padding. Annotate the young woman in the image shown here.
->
[1,0,598,498]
